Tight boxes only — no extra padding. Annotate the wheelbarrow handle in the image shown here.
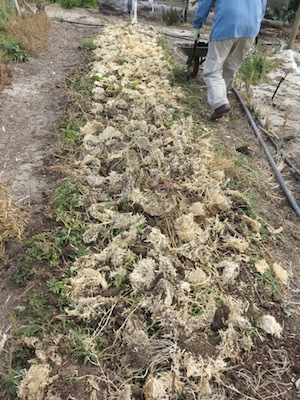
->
[187,40,198,81]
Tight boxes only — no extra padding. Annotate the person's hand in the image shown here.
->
[193,28,201,41]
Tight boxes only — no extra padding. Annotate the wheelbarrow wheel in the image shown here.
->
[190,56,200,78]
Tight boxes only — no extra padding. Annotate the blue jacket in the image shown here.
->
[193,0,267,41]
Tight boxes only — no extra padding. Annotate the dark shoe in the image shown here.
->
[210,104,231,121]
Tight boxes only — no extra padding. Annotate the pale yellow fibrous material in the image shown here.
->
[0,182,26,260]
[259,315,283,338]
[188,201,206,217]
[241,214,262,232]
[130,257,157,292]
[225,237,249,252]
[273,262,289,285]
[143,371,184,400]
[255,259,269,274]
[80,120,103,136]
[17,364,52,400]
[186,267,209,286]
[175,213,199,242]
[69,268,108,297]
[216,260,240,285]
[20,23,286,400]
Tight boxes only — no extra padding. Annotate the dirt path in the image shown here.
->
[0,14,97,212]
[0,10,100,333]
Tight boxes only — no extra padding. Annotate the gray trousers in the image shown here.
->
[203,37,255,110]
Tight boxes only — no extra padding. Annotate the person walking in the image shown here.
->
[193,0,267,120]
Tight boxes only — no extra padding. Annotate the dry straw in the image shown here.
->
[0,182,26,260]
[15,23,292,400]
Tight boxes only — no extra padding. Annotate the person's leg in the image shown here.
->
[203,39,235,110]
[223,37,255,92]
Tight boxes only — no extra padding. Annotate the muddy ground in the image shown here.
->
[0,3,300,399]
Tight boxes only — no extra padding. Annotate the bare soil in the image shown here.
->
[0,4,300,400]
[0,5,99,337]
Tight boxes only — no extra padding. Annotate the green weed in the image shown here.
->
[82,37,96,52]
[47,276,74,311]
[189,301,205,316]
[1,41,28,62]
[27,293,48,317]
[2,368,25,397]
[14,255,35,284]
[60,128,82,148]
[255,270,281,293]
[69,330,97,364]
[171,65,187,83]
[266,7,296,24]
[57,0,97,9]
[240,45,278,85]
[47,276,68,294]
[52,181,87,255]
[20,324,41,337]
[26,233,59,264]
[162,7,180,26]
[53,181,81,215]
[124,82,138,90]
[0,0,15,29]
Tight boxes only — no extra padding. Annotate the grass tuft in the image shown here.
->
[5,12,50,57]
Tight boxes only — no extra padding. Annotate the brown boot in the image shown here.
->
[210,104,231,121]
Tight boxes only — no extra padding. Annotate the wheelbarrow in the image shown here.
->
[177,41,208,80]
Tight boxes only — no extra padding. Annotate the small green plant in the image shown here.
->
[57,0,97,9]
[171,65,186,83]
[240,45,277,85]
[47,277,74,311]
[14,255,36,284]
[255,270,281,293]
[82,37,96,52]
[162,7,180,25]
[0,1,15,30]
[26,233,59,264]
[69,330,97,364]
[47,276,68,294]
[54,181,81,215]
[52,181,87,254]
[60,128,82,148]
[2,368,25,397]
[190,302,205,316]
[266,7,296,24]
[1,41,28,62]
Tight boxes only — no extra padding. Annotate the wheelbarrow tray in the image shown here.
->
[178,41,208,58]
[176,41,208,79]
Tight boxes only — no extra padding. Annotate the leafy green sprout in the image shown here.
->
[47,276,68,294]
[240,44,278,85]
[1,41,28,62]
[69,330,97,365]
[2,369,25,397]
[255,270,282,293]
[162,7,180,26]
[14,255,36,284]
[82,37,96,52]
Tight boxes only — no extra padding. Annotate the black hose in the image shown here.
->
[232,87,300,218]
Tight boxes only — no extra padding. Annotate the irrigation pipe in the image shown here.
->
[232,87,300,218]
[53,18,104,27]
